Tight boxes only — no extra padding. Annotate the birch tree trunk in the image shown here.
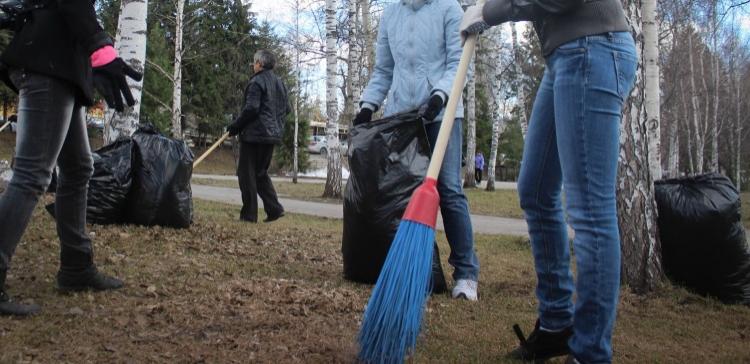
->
[343,0,361,125]
[510,22,528,139]
[171,0,185,139]
[736,69,742,190]
[323,0,342,198]
[104,0,148,144]
[486,115,501,191]
[688,31,704,174]
[464,58,477,188]
[292,0,302,184]
[642,0,661,180]
[709,2,719,172]
[617,0,664,294]
[360,0,374,78]
[486,26,505,192]
[680,78,695,174]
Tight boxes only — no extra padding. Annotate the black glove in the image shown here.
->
[93,58,143,112]
[353,108,373,126]
[226,123,241,137]
[420,94,445,122]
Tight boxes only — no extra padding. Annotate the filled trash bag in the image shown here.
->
[342,110,447,293]
[87,139,134,224]
[45,139,134,224]
[126,124,194,228]
[654,173,750,305]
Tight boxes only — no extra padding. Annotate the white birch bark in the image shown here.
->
[736,69,742,190]
[171,0,185,139]
[343,0,361,125]
[709,2,719,172]
[104,0,148,144]
[680,78,695,174]
[510,22,528,139]
[361,0,374,78]
[642,0,661,180]
[323,0,342,198]
[293,0,302,184]
[486,26,505,192]
[688,32,705,174]
[464,58,477,188]
[617,0,664,293]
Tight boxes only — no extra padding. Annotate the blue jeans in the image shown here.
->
[0,70,96,277]
[517,32,636,364]
[425,118,479,281]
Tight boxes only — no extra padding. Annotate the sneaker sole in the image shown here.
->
[452,292,478,301]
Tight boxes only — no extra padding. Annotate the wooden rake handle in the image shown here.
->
[0,121,10,133]
[193,132,230,168]
[426,0,484,180]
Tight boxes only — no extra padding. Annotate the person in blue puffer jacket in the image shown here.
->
[353,0,480,301]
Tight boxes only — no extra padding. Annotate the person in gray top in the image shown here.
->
[461,1,636,364]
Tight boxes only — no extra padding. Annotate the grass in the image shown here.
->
[0,198,748,362]
[464,187,524,219]
[192,178,338,204]
[192,145,237,176]
[192,177,525,218]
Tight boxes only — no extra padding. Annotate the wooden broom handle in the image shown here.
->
[193,132,230,168]
[0,121,10,133]
[426,1,484,180]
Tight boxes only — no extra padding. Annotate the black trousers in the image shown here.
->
[475,168,482,184]
[237,142,283,221]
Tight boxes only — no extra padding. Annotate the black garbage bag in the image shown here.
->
[654,173,750,305]
[126,124,194,228]
[45,139,134,224]
[342,110,447,293]
[87,139,134,224]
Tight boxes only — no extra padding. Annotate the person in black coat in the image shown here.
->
[227,49,290,223]
[0,0,141,317]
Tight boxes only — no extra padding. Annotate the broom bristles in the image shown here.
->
[358,220,435,364]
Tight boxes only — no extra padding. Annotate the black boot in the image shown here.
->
[0,271,41,317]
[508,320,573,362]
[57,268,124,293]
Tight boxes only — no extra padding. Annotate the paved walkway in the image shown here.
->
[192,184,532,237]
[192,173,519,190]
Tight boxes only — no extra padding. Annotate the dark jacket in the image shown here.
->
[234,69,291,145]
[1,0,112,106]
[483,0,630,56]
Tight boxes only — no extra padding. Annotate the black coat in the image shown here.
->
[1,0,112,106]
[234,69,291,145]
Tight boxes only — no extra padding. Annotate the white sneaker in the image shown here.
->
[451,279,478,301]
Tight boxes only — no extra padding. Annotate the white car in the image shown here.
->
[307,135,348,157]
[307,135,327,156]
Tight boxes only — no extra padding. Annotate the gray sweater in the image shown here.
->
[482,0,630,56]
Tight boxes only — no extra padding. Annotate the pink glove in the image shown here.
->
[90,45,117,67]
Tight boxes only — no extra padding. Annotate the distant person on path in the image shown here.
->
[0,0,140,316]
[227,50,290,223]
[475,151,484,184]
[352,0,480,301]
[461,0,637,363]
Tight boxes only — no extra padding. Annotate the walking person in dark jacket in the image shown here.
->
[227,50,290,223]
[0,0,141,316]
[461,0,637,363]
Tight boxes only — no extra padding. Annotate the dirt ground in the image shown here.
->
[0,199,749,363]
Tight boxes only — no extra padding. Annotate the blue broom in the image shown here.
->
[357,15,483,363]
